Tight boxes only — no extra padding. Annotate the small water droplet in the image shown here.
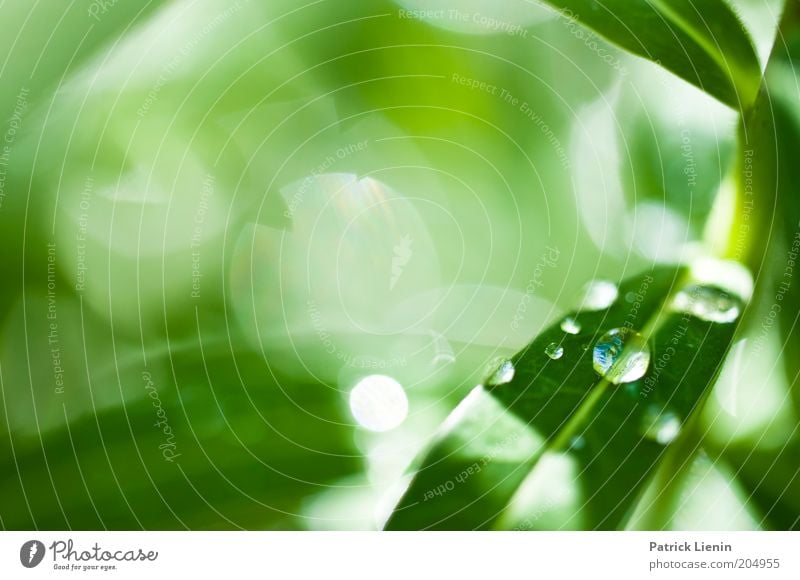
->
[576,280,619,311]
[671,285,741,323]
[560,317,581,335]
[485,359,515,386]
[569,434,586,450]
[592,327,651,384]
[545,342,564,360]
[641,408,682,444]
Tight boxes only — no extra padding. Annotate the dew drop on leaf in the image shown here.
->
[671,285,741,323]
[569,434,586,451]
[560,316,581,335]
[485,359,515,386]
[576,280,619,311]
[641,407,682,445]
[545,342,564,360]
[592,327,651,384]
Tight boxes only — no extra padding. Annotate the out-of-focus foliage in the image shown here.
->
[0,0,797,530]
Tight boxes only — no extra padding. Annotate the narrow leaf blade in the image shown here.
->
[385,267,743,530]
[539,0,761,107]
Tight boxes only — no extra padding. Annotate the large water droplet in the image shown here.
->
[642,408,682,444]
[485,359,515,386]
[560,317,581,335]
[592,327,651,384]
[545,342,564,360]
[349,375,408,432]
[576,280,619,311]
[671,285,741,323]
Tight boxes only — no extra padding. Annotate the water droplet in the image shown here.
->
[349,375,408,432]
[671,285,741,323]
[545,342,564,360]
[576,280,619,311]
[560,317,581,335]
[485,359,515,386]
[569,435,586,450]
[689,257,753,302]
[592,328,651,384]
[641,408,682,444]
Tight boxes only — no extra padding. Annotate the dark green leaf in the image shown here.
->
[537,0,761,108]
[0,350,359,530]
[385,267,742,530]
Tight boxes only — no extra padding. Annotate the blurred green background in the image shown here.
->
[0,0,796,530]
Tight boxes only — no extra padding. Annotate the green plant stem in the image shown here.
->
[644,0,800,531]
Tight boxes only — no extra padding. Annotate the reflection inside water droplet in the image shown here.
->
[576,280,619,311]
[671,285,741,323]
[560,317,581,335]
[592,327,651,384]
[545,342,564,360]
[485,359,515,386]
[642,408,682,444]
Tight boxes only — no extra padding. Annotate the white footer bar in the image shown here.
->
[1,532,797,579]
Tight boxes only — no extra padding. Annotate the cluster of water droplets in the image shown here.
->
[541,281,621,364]
[487,277,744,450]
[481,275,743,452]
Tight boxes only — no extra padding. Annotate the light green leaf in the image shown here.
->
[0,0,164,119]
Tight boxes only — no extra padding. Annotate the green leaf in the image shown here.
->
[626,449,763,530]
[385,267,743,530]
[736,2,800,415]
[716,438,800,530]
[537,0,762,108]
